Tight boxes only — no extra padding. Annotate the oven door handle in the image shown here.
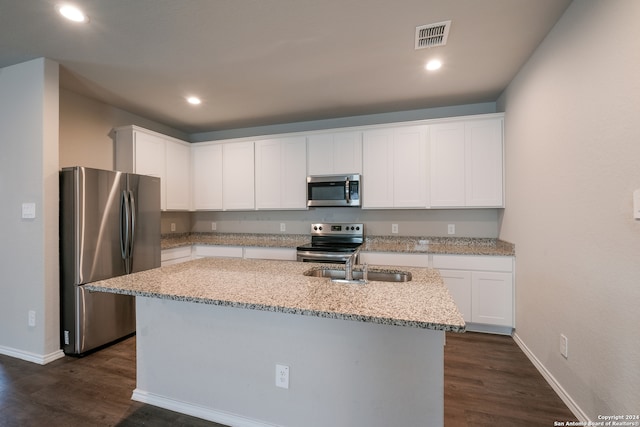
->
[297,251,354,262]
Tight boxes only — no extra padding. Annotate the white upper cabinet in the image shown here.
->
[165,140,191,210]
[430,117,504,208]
[307,131,362,175]
[362,129,394,208]
[465,119,504,207]
[362,125,428,209]
[191,143,223,210]
[392,125,429,208]
[116,114,503,212]
[222,141,255,210]
[255,136,307,210]
[430,122,466,207]
[115,125,191,211]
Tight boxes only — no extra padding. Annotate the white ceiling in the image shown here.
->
[0,0,572,134]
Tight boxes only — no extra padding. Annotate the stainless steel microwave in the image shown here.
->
[307,174,361,207]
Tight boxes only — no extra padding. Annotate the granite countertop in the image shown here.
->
[162,232,515,256]
[86,257,465,332]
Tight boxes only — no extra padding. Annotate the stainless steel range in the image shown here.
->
[296,223,364,263]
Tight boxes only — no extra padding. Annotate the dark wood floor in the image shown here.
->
[0,332,576,427]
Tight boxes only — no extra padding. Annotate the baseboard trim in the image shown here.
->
[512,332,589,423]
[465,323,513,335]
[131,389,279,427]
[0,345,65,365]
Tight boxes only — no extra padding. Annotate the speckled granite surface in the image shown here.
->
[363,236,515,256]
[86,258,465,332]
[161,232,309,250]
[162,232,515,256]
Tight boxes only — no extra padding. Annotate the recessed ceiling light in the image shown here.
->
[186,96,202,105]
[58,4,88,23]
[425,60,442,71]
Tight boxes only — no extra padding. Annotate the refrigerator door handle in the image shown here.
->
[128,190,136,270]
[120,190,130,273]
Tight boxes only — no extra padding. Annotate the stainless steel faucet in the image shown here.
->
[344,247,361,281]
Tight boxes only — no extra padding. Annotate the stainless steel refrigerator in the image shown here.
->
[60,166,160,355]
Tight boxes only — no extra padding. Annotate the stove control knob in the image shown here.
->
[356,226,360,230]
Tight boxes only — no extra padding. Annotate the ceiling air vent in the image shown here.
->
[415,20,451,49]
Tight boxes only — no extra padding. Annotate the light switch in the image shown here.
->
[22,202,36,219]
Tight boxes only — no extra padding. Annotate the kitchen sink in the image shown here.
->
[303,268,412,282]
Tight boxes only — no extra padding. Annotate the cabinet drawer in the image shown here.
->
[161,246,192,262]
[244,247,297,261]
[432,254,512,272]
[360,252,429,267]
[192,245,243,258]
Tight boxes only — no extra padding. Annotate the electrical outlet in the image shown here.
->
[170,223,176,232]
[28,310,36,327]
[560,334,568,359]
[391,224,399,234]
[280,223,286,232]
[275,364,289,389]
[211,222,217,231]
[447,224,455,235]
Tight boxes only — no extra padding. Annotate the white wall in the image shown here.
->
[0,58,62,363]
[498,0,640,420]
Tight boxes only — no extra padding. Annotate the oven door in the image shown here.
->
[307,174,360,207]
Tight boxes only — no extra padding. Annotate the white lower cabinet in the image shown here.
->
[438,269,472,322]
[432,254,514,334]
[359,252,429,268]
[192,245,244,259]
[187,245,296,261]
[471,271,513,326]
[243,247,297,261]
[161,246,193,266]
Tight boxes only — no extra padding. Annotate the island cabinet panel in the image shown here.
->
[222,141,255,210]
[362,125,429,209]
[432,254,514,334]
[134,297,445,427]
[115,125,192,211]
[191,143,223,210]
[307,131,362,175]
[255,136,307,210]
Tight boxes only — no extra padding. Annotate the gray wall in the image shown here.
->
[0,58,60,361]
[60,89,189,171]
[191,209,499,237]
[498,0,640,420]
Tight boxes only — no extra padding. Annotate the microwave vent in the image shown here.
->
[415,20,451,49]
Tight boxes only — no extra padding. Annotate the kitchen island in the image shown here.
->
[87,258,465,427]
